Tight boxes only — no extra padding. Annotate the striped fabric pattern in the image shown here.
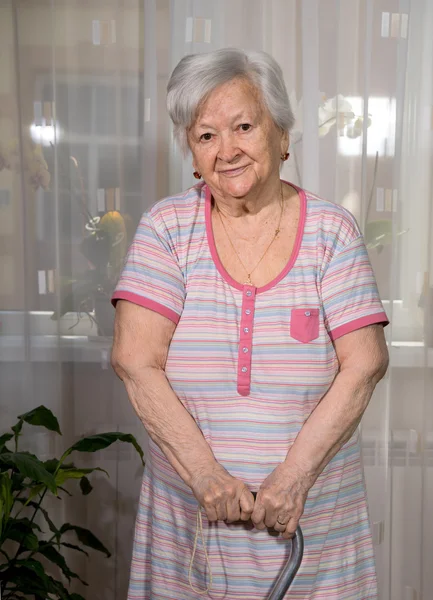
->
[113,181,388,599]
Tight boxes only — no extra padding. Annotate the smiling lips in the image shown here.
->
[219,165,248,177]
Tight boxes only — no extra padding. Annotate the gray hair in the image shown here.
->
[167,47,294,154]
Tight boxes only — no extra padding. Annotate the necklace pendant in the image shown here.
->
[245,275,252,286]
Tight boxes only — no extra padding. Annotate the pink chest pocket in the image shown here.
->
[290,308,320,343]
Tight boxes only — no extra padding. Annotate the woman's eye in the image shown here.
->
[200,133,213,141]
[239,123,251,132]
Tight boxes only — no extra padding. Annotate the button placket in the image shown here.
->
[237,285,256,396]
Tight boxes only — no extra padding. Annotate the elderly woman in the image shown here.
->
[111,48,389,599]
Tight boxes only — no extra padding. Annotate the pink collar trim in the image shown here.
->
[204,180,307,293]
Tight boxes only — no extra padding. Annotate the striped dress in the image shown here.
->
[112,181,388,599]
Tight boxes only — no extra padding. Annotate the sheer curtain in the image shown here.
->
[0,1,431,598]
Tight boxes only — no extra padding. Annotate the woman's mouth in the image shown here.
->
[219,165,248,177]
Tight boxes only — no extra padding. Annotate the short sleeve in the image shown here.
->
[320,235,389,341]
[111,212,185,324]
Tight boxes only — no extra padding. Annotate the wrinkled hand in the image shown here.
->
[251,463,312,539]
[190,463,255,523]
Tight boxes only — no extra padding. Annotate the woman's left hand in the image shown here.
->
[251,462,312,539]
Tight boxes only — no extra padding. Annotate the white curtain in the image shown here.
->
[0,1,432,598]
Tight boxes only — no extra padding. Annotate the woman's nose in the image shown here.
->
[217,133,240,163]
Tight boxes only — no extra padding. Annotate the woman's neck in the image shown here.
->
[210,177,284,221]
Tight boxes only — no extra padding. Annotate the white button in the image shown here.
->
[245,309,251,315]
[246,290,252,297]
[244,327,249,333]
[243,347,249,353]
[305,311,311,317]
[241,366,248,373]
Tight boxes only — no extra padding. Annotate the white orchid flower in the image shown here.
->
[318,94,355,136]
[289,92,356,140]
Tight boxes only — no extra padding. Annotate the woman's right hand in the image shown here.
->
[190,463,255,523]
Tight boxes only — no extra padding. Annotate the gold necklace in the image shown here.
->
[216,185,284,286]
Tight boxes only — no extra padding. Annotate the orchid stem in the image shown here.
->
[365,151,379,232]
[49,142,95,223]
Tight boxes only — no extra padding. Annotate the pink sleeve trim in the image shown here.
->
[329,312,389,342]
[111,291,181,325]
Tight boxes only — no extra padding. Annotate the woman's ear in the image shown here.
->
[280,130,290,155]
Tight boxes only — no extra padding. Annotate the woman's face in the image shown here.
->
[188,77,288,200]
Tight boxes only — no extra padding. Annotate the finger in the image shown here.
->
[273,519,288,533]
[240,508,253,521]
[265,509,281,529]
[268,507,290,530]
[239,489,254,521]
[282,517,297,539]
[205,505,218,522]
[225,497,241,523]
[216,502,227,521]
[251,504,266,530]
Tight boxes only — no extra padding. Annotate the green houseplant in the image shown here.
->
[0,406,144,599]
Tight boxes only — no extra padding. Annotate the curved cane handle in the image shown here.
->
[267,525,304,599]
[250,492,304,599]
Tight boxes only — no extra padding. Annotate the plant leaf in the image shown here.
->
[57,486,73,497]
[38,507,59,538]
[43,458,75,473]
[9,449,39,461]
[365,219,409,250]
[0,452,57,493]
[0,547,10,562]
[15,558,50,583]
[0,432,14,452]
[55,466,108,486]
[18,500,60,539]
[2,566,50,595]
[59,524,111,557]
[11,420,24,449]
[46,575,70,600]
[25,482,47,505]
[10,516,42,530]
[68,432,144,465]
[61,541,89,556]
[10,471,25,492]
[17,405,62,435]
[38,544,88,585]
[43,457,61,473]
[79,476,93,495]
[5,519,39,550]
[16,516,42,532]
[365,219,393,248]
[0,471,13,535]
